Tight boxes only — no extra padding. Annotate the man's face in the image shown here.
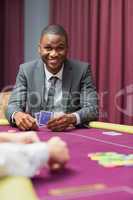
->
[39,34,68,74]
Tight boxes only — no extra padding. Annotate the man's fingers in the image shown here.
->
[51,125,67,132]
[26,114,36,124]
[48,115,65,125]
[15,113,37,130]
[16,122,27,131]
[17,119,31,130]
[47,116,69,131]
[48,117,67,126]
[31,122,38,130]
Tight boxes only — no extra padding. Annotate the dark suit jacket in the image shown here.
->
[6,58,98,125]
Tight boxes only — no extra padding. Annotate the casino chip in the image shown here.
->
[88,152,133,167]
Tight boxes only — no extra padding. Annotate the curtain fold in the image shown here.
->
[0,0,24,91]
[50,0,133,125]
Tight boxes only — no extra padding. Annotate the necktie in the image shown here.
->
[45,76,58,111]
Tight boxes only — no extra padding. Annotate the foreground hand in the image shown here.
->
[0,132,40,144]
[14,112,37,131]
[47,114,77,131]
[14,132,40,144]
[47,137,70,171]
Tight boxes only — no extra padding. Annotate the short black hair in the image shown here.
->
[40,24,68,45]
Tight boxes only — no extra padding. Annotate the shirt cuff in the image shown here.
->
[0,142,50,177]
[72,112,81,125]
[11,111,18,124]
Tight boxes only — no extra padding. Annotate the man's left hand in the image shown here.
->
[47,114,77,131]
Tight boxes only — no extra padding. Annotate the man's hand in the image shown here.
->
[47,114,77,131]
[14,112,37,131]
[47,137,70,171]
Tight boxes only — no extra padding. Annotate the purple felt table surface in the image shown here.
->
[0,126,133,200]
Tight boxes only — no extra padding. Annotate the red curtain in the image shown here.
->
[0,0,24,91]
[50,0,133,125]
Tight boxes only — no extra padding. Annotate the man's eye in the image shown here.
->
[45,47,52,51]
[58,46,65,50]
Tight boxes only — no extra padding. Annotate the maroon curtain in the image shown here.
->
[50,0,133,125]
[0,0,24,91]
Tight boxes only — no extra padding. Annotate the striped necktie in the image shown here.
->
[45,76,58,111]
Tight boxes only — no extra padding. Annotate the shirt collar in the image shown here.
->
[44,64,64,81]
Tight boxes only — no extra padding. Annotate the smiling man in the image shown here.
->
[6,24,98,131]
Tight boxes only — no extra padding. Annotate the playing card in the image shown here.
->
[39,111,53,126]
[34,112,41,126]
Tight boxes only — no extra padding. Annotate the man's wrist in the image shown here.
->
[67,114,77,125]
[70,113,81,125]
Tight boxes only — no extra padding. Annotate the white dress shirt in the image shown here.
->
[44,64,80,124]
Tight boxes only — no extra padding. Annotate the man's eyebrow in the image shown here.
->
[44,43,65,47]
[58,44,65,47]
[44,44,51,46]
[58,42,66,45]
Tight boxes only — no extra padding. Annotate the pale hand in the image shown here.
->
[47,137,70,171]
[0,132,40,144]
[13,132,40,144]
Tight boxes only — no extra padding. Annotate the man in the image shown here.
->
[0,132,70,176]
[6,24,98,131]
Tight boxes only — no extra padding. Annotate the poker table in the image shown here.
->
[0,125,133,200]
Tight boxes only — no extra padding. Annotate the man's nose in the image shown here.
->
[50,49,58,57]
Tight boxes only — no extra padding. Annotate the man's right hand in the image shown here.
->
[13,112,37,131]
[47,137,70,171]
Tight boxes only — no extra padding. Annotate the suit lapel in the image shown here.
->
[62,60,72,112]
[34,59,46,109]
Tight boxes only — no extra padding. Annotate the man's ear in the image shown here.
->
[38,44,41,55]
